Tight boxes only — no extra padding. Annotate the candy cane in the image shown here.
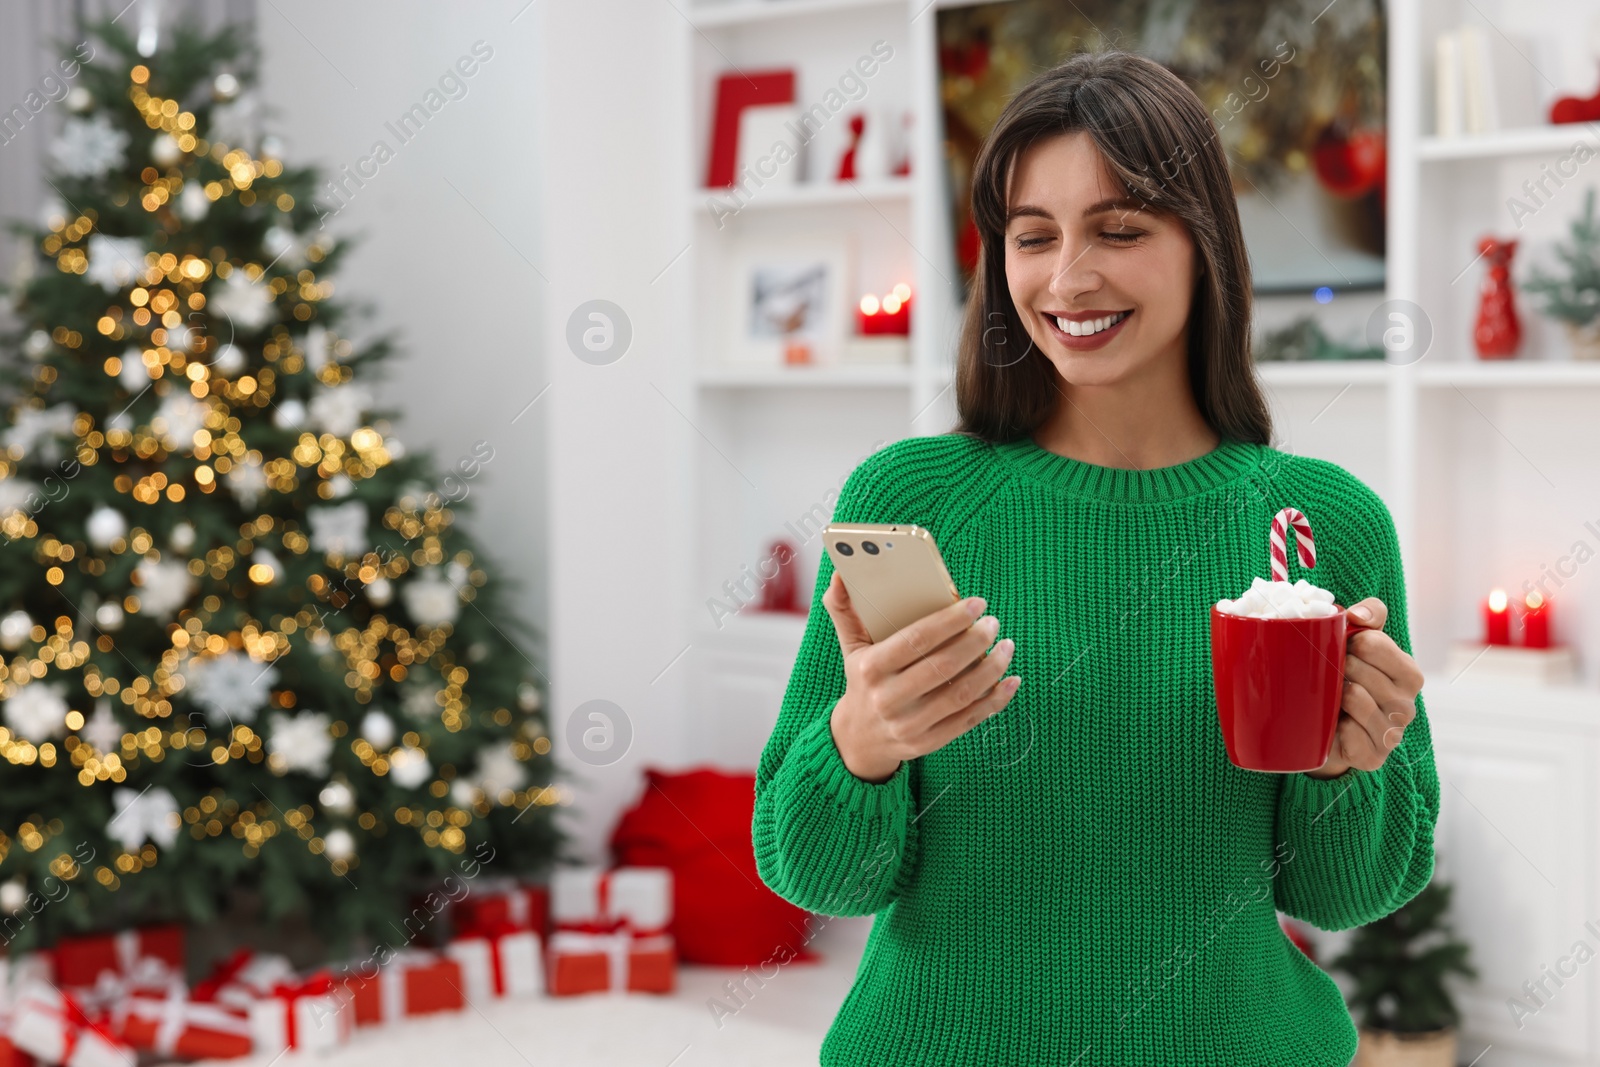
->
[1269,507,1316,582]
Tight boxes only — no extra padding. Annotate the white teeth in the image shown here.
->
[1054,310,1129,336]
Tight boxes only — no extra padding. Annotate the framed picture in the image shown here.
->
[936,1,1387,297]
[727,238,853,366]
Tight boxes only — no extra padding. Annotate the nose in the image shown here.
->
[1047,234,1101,303]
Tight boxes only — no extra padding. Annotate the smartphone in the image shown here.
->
[823,522,961,643]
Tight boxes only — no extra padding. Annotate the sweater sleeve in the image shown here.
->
[1272,484,1440,932]
[751,439,949,917]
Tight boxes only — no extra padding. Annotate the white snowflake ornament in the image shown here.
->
[51,115,129,177]
[0,610,34,650]
[389,745,432,789]
[85,235,145,291]
[183,650,278,725]
[308,501,366,557]
[2,682,70,741]
[210,272,275,330]
[267,711,334,776]
[132,557,195,617]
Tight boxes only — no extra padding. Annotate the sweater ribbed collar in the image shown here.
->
[990,433,1263,504]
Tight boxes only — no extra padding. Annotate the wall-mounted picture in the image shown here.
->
[936,0,1387,297]
[729,240,852,365]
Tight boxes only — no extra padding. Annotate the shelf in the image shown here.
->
[1422,670,1600,732]
[1414,360,1600,387]
[688,0,904,28]
[1418,122,1600,161]
[1255,360,1391,386]
[696,363,913,388]
[691,177,912,217]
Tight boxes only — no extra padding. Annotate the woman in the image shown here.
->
[751,49,1433,1065]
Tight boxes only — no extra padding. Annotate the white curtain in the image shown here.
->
[0,0,255,339]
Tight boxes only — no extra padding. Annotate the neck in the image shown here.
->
[1032,349,1219,470]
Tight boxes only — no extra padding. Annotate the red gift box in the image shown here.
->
[191,948,296,1010]
[114,987,253,1060]
[51,925,185,990]
[545,929,675,996]
[337,950,464,1025]
[454,878,549,935]
[0,1036,35,1067]
[445,923,543,1002]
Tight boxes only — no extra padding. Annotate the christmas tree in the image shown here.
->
[1522,185,1600,328]
[0,17,565,952]
[1328,878,1477,1033]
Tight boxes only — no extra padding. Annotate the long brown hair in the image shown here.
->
[952,49,1272,446]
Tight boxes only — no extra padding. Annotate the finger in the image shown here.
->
[873,594,985,677]
[1345,597,1387,631]
[1347,629,1425,696]
[823,571,877,659]
[908,634,1014,727]
[1344,646,1420,729]
[888,615,1001,706]
[914,670,1021,754]
[1338,683,1391,770]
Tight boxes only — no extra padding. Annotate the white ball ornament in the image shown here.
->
[66,86,93,112]
[179,182,209,222]
[170,521,196,552]
[87,506,128,549]
[213,72,240,100]
[324,828,355,862]
[151,133,181,167]
[211,343,246,376]
[273,399,307,430]
[319,779,355,815]
[389,746,432,789]
[365,577,393,607]
[23,330,51,360]
[360,710,395,750]
[0,879,25,913]
[517,683,542,713]
[95,602,125,632]
[0,610,35,651]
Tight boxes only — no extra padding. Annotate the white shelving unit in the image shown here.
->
[678,2,1600,1058]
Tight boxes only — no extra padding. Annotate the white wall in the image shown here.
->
[261,0,696,862]
[256,3,567,830]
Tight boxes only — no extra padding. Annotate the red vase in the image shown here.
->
[1474,237,1521,360]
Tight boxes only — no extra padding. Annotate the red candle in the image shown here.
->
[856,285,912,336]
[1520,592,1550,648]
[1483,588,1511,645]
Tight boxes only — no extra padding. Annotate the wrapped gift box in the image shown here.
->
[9,981,133,1067]
[453,877,549,935]
[445,925,543,1002]
[550,866,672,934]
[546,929,675,996]
[337,950,464,1025]
[246,973,352,1056]
[191,949,297,1011]
[114,986,253,1060]
[51,925,185,991]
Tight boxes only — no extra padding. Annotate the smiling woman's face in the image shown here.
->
[1003,130,1197,386]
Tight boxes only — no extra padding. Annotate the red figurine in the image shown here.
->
[1474,237,1521,359]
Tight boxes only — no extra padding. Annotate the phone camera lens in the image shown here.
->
[862,541,879,555]
[835,541,854,556]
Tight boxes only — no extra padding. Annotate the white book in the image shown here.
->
[1459,24,1492,133]
[1456,23,1542,133]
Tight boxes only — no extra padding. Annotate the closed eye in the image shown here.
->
[1011,231,1145,250]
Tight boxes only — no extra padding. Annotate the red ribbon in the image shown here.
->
[190,947,254,1003]
[267,970,335,1050]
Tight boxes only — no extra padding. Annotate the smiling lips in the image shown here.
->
[1048,310,1133,337]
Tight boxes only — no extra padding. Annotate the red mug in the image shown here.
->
[1210,602,1347,773]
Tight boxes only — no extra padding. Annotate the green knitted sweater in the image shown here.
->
[752,432,1438,1066]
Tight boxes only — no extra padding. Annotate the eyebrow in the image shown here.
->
[1005,197,1147,225]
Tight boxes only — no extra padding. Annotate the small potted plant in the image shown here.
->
[1522,185,1600,359]
[1328,877,1477,1067]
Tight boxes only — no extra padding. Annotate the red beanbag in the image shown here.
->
[610,766,819,967]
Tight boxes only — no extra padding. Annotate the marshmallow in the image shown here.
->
[1216,577,1339,619]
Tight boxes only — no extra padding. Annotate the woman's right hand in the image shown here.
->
[822,570,1020,783]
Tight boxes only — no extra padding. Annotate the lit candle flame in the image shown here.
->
[859,294,880,315]
[1488,588,1508,612]
[1525,591,1544,609]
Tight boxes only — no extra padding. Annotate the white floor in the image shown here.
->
[196,916,873,1066]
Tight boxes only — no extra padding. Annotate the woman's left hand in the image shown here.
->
[1304,597,1426,780]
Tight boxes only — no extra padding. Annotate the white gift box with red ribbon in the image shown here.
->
[245,976,352,1056]
[549,866,672,932]
[445,928,543,1002]
[9,980,133,1067]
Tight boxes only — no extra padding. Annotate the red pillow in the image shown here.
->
[610,766,820,967]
